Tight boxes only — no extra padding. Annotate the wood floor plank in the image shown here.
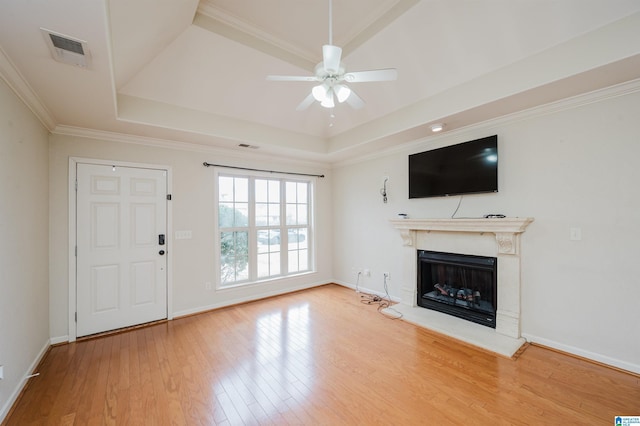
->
[4,284,639,425]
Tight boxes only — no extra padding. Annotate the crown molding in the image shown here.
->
[0,45,56,131]
[332,77,640,168]
[52,125,331,170]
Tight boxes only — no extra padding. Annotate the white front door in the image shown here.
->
[76,163,168,337]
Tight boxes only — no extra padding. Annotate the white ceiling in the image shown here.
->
[1,0,640,163]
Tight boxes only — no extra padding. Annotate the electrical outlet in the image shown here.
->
[383,272,390,279]
[205,282,212,290]
[0,365,4,380]
[363,269,371,277]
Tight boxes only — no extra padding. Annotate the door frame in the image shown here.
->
[68,157,173,342]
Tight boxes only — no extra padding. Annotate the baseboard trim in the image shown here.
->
[333,280,402,303]
[522,333,640,375]
[0,338,51,424]
[173,280,330,319]
[49,335,68,345]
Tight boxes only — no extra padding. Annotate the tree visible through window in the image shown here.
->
[217,172,312,286]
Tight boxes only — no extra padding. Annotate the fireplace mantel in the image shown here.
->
[387,217,534,357]
[390,217,534,233]
[390,217,534,255]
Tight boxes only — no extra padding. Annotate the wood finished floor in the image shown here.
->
[4,284,639,425]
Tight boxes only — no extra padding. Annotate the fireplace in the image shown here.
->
[417,250,497,328]
[387,217,534,357]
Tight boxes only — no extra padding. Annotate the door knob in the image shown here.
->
[159,250,165,255]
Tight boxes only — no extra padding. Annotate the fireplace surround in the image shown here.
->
[388,217,533,357]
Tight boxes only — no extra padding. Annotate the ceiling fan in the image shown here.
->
[266,0,397,111]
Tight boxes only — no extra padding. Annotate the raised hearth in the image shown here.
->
[387,217,533,357]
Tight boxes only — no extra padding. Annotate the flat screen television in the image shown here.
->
[409,135,498,198]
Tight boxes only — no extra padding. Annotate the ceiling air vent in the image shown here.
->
[41,28,91,68]
[238,144,259,149]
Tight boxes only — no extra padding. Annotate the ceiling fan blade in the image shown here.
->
[296,93,316,111]
[322,44,342,74]
[346,89,364,109]
[344,68,398,83]
[266,75,317,82]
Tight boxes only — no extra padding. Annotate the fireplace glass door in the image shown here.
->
[417,250,497,328]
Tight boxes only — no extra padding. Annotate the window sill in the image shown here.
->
[216,270,316,292]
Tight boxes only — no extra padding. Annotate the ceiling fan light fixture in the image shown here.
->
[334,84,351,103]
[321,90,335,108]
[312,84,328,102]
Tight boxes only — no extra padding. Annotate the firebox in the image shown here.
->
[417,250,497,328]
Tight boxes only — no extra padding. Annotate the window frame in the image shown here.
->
[214,168,315,289]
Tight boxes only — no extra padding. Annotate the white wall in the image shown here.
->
[0,78,50,420]
[331,86,640,373]
[48,134,333,341]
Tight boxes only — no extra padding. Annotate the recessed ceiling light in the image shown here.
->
[430,123,444,132]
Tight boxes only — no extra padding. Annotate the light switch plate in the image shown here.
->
[175,230,193,240]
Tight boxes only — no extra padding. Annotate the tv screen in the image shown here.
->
[409,135,498,198]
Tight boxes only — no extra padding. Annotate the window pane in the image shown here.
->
[255,179,268,202]
[288,250,299,273]
[297,184,307,202]
[256,203,268,226]
[220,231,249,284]
[297,205,308,225]
[235,203,249,227]
[219,177,234,201]
[257,229,281,246]
[268,229,281,246]
[287,228,307,249]
[235,178,249,201]
[218,203,234,228]
[286,204,296,225]
[299,249,309,270]
[268,204,280,226]
[286,182,296,202]
[269,180,280,202]
[257,246,280,278]
[288,248,309,274]
[270,252,281,275]
[257,253,269,277]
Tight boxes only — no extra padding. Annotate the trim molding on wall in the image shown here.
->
[522,333,640,375]
[0,45,56,131]
[0,339,50,424]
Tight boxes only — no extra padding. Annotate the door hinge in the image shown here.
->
[75,312,77,322]
[75,179,78,191]
[166,194,172,201]
[75,246,77,257]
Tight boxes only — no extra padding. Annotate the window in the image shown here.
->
[217,171,313,287]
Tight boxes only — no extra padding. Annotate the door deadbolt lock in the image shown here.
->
[159,250,165,255]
